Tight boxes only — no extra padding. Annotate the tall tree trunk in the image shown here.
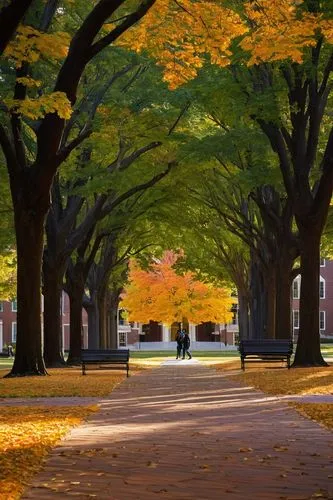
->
[67,284,84,364]
[8,206,47,376]
[109,290,120,349]
[249,255,267,339]
[237,289,249,340]
[293,226,327,366]
[65,262,86,364]
[86,292,99,349]
[264,264,276,339]
[98,288,108,349]
[42,261,65,367]
[275,251,294,340]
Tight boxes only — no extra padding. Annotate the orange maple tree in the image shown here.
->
[121,251,233,325]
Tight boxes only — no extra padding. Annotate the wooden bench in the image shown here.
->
[81,349,130,377]
[238,340,293,371]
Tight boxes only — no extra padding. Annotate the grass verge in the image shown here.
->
[226,363,333,396]
[212,361,333,430]
[0,368,125,398]
[0,405,97,500]
[290,402,333,431]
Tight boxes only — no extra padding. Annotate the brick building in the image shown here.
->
[0,293,88,353]
[2,260,333,353]
[292,258,333,341]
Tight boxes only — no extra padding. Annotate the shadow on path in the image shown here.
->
[22,363,333,499]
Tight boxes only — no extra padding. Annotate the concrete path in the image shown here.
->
[22,362,333,500]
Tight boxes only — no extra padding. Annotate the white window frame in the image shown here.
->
[292,276,300,299]
[11,322,17,342]
[119,331,127,347]
[0,302,3,312]
[320,276,325,299]
[11,300,17,312]
[319,311,325,330]
[293,310,299,329]
[320,258,325,267]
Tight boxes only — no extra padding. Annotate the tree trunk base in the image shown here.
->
[44,359,67,368]
[4,369,48,377]
[291,360,329,368]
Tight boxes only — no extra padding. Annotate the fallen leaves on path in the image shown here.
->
[0,405,97,499]
[0,368,124,397]
[290,403,333,430]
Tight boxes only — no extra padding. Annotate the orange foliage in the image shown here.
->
[118,0,333,88]
[121,251,233,325]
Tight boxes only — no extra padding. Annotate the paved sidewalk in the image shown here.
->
[22,362,333,499]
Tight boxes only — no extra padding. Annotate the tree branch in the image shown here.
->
[100,162,174,218]
[88,0,156,60]
[0,0,33,54]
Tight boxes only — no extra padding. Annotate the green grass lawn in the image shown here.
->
[0,344,331,371]
[321,343,333,356]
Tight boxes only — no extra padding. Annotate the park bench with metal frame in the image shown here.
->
[238,339,293,371]
[81,349,130,377]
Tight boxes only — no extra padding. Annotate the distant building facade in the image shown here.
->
[292,258,333,341]
[2,260,333,353]
[0,293,88,353]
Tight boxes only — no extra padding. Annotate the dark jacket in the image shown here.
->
[176,331,184,345]
[183,333,190,349]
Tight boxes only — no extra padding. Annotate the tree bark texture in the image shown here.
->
[8,204,47,376]
[293,225,327,366]
[67,285,85,364]
[0,0,33,55]
[42,259,66,367]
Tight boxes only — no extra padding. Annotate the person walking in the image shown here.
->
[182,329,192,360]
[175,329,184,359]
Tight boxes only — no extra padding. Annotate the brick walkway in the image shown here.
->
[22,361,333,500]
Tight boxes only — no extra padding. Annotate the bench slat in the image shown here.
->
[81,349,130,377]
[238,340,293,371]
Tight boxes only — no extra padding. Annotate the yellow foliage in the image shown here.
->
[0,368,124,397]
[290,403,333,430]
[117,0,247,88]
[5,92,72,120]
[118,0,333,88]
[4,25,70,68]
[0,405,97,500]
[122,250,234,325]
[0,251,16,300]
[16,76,42,88]
[240,0,320,65]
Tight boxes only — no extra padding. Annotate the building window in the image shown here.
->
[320,277,325,299]
[319,311,325,330]
[293,310,299,329]
[12,322,17,342]
[320,258,325,267]
[11,300,17,312]
[0,302,3,312]
[119,332,127,347]
[292,277,300,299]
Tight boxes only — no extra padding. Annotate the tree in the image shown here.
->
[0,0,34,55]
[0,0,156,376]
[129,0,333,365]
[122,250,233,325]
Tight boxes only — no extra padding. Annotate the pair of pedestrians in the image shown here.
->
[175,328,192,360]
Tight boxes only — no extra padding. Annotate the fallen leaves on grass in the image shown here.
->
[0,405,97,499]
[290,403,333,430]
[214,362,333,396]
[0,368,124,397]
